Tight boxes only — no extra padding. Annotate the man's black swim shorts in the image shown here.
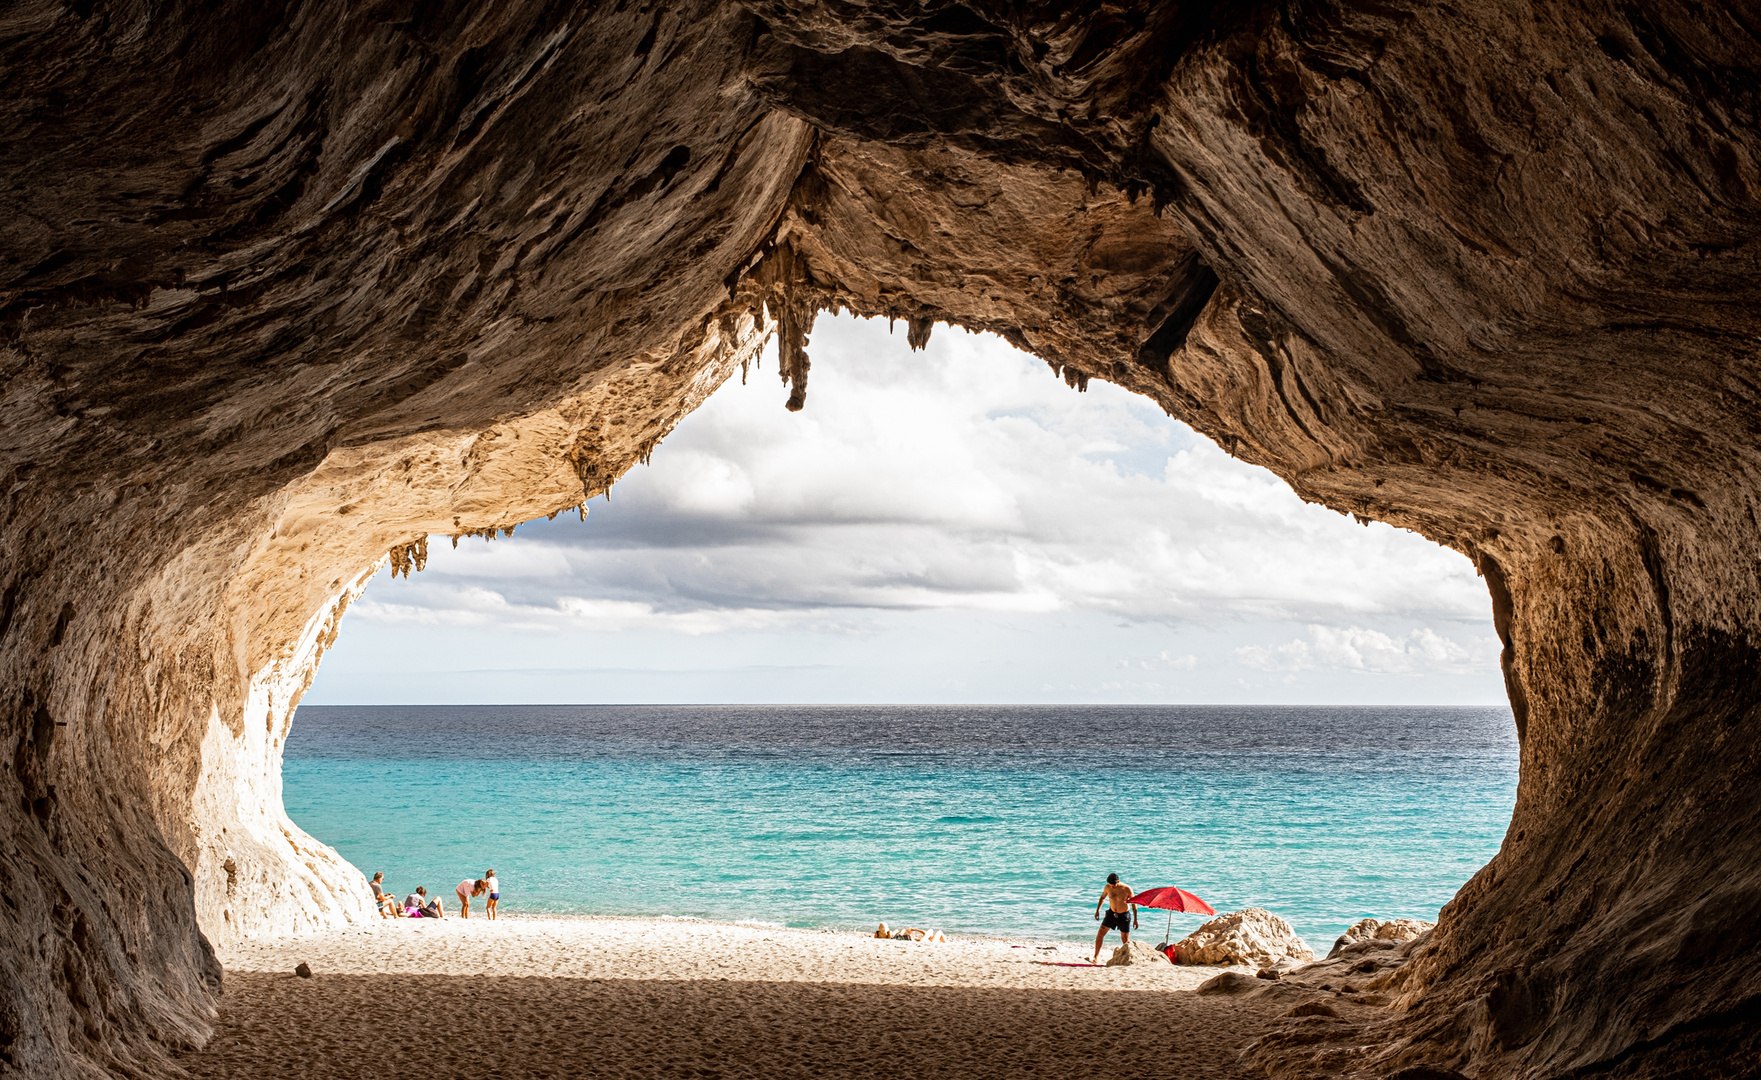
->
[1103,909,1131,931]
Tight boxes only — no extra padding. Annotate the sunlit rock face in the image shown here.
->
[2,1,1757,1076]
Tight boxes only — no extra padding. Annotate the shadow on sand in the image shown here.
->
[177,971,1304,1078]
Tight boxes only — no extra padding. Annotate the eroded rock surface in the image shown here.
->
[2,1,1760,1077]
[1329,917,1436,958]
[1242,930,1440,1076]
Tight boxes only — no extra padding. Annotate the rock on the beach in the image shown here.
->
[1176,909,1316,968]
[1377,919,1432,942]
[1328,918,1436,958]
[1194,971,1264,996]
[1104,940,1172,967]
[294,962,312,979]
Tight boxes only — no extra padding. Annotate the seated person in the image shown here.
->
[369,872,401,917]
[420,888,444,919]
[404,886,430,917]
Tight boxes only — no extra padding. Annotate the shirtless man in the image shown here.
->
[1092,873,1138,964]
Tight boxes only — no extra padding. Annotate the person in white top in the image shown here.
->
[484,869,500,920]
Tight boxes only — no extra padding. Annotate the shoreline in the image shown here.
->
[235,904,1345,959]
[216,912,1251,991]
[238,908,1097,943]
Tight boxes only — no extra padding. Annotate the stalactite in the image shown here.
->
[744,240,822,412]
[386,536,428,578]
[906,315,934,351]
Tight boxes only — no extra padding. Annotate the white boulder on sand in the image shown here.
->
[1175,909,1316,967]
[1104,939,1173,967]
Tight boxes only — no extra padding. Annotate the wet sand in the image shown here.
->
[178,915,1301,1078]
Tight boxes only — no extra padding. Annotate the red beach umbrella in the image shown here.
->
[1130,886,1217,943]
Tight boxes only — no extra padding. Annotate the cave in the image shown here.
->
[2,1,1759,1076]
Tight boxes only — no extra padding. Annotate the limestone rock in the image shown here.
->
[1328,918,1436,958]
[1273,931,1431,1005]
[1104,939,1172,967]
[1175,909,1316,969]
[1334,917,1380,949]
[1371,919,1432,943]
[1194,971,1263,997]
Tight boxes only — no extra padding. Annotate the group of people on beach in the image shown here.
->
[361,867,1141,956]
[369,870,501,920]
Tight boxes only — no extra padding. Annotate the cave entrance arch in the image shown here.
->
[279,312,1514,957]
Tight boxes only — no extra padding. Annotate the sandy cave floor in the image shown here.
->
[177,915,1330,1079]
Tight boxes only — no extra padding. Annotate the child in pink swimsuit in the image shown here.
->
[455,878,487,918]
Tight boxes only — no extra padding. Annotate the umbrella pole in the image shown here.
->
[1166,908,1173,943]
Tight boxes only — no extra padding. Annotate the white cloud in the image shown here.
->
[1235,625,1502,676]
[369,314,1488,629]
[316,313,1506,705]
[356,587,835,637]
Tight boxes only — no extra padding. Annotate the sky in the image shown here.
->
[304,313,1507,706]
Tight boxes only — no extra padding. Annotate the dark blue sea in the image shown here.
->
[283,704,1517,951]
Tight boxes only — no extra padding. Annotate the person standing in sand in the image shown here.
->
[456,878,487,918]
[1092,872,1138,964]
[483,869,500,920]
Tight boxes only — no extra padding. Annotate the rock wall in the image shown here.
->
[2,1,1758,1077]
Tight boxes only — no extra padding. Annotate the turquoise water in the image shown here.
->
[284,705,1518,951]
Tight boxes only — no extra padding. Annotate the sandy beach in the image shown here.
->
[178,915,1324,1078]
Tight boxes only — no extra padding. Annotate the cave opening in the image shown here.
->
[277,312,1516,956]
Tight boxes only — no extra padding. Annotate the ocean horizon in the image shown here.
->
[284,704,1518,953]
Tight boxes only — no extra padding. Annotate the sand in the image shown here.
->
[178,915,1304,1078]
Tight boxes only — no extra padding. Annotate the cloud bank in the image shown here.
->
[311,314,1506,705]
